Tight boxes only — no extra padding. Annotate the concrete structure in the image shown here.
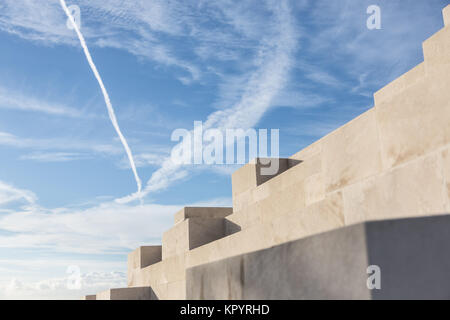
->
[187,215,450,300]
[85,5,450,300]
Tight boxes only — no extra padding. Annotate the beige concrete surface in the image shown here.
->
[174,207,232,224]
[127,246,162,286]
[444,5,450,26]
[162,217,226,260]
[187,215,450,299]
[96,287,156,300]
[343,151,448,225]
[323,109,383,193]
[442,146,450,211]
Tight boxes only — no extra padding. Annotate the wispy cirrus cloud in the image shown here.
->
[0,180,37,206]
[19,152,90,163]
[0,85,83,117]
[299,0,445,94]
[118,0,298,203]
[0,184,230,254]
[0,0,202,84]
[0,131,121,156]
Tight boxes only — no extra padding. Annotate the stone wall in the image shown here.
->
[187,215,450,299]
[86,5,450,300]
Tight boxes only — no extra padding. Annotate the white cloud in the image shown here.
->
[0,181,37,206]
[19,152,90,163]
[0,130,122,156]
[0,0,201,84]
[0,188,231,254]
[0,202,176,254]
[0,85,83,117]
[0,0,76,45]
[118,0,298,203]
[0,177,231,299]
[0,271,127,300]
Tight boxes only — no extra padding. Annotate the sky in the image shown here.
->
[0,0,447,299]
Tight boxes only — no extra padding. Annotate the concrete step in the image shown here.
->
[128,246,162,286]
[230,154,321,229]
[374,5,449,106]
[444,5,450,26]
[187,214,450,299]
[174,207,232,224]
[162,217,226,260]
[96,287,156,300]
[231,158,300,208]
[423,18,450,73]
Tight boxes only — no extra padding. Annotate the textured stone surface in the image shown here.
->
[187,215,450,299]
[322,109,382,193]
[442,147,450,211]
[127,246,162,286]
[375,72,450,169]
[444,5,450,26]
[373,63,425,106]
[231,158,299,210]
[174,207,232,224]
[96,287,157,300]
[162,218,226,259]
[423,25,450,73]
[343,152,448,225]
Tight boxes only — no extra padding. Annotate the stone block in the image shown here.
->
[136,256,184,288]
[127,246,162,286]
[153,283,168,300]
[174,207,233,224]
[373,63,425,106]
[444,5,450,26]
[162,253,187,283]
[82,295,96,300]
[442,147,450,211]
[163,219,189,259]
[167,280,187,300]
[343,152,447,225]
[259,180,306,223]
[132,260,166,287]
[231,158,299,208]
[270,191,345,245]
[323,109,383,193]
[187,221,368,300]
[187,215,450,299]
[423,23,450,73]
[304,172,325,206]
[290,139,322,161]
[375,72,450,169]
[96,287,156,300]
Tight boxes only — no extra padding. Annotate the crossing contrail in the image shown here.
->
[60,0,142,197]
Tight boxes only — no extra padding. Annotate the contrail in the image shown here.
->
[60,0,142,197]
[116,0,296,204]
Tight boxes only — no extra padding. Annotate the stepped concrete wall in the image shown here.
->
[187,215,450,299]
[86,5,450,300]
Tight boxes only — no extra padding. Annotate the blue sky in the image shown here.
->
[0,0,447,299]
